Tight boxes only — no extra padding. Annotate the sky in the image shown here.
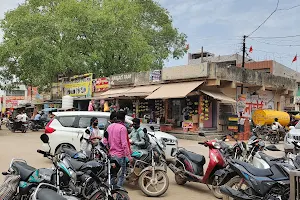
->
[1,0,300,70]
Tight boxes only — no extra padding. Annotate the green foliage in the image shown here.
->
[0,0,187,90]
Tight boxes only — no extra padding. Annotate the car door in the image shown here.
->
[55,115,79,149]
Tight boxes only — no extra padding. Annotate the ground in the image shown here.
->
[0,129,285,200]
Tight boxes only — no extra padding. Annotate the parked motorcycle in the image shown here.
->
[220,158,293,200]
[42,134,130,200]
[168,132,234,199]
[125,128,169,197]
[252,125,269,140]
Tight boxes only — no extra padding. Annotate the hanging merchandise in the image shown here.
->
[202,95,211,121]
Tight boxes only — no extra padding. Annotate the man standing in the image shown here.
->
[106,111,131,187]
[129,118,146,152]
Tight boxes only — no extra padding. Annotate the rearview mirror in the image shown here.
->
[40,134,49,144]
[199,132,205,137]
[85,129,91,134]
[150,126,155,131]
[143,128,147,134]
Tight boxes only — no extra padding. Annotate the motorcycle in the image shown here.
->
[168,132,234,199]
[252,125,269,140]
[29,120,48,131]
[42,134,130,200]
[9,119,28,133]
[220,158,293,200]
[125,128,169,197]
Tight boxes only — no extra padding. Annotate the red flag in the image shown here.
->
[249,46,253,53]
[293,54,297,63]
[185,44,189,50]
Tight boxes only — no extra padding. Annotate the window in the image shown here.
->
[58,116,76,127]
[78,117,108,129]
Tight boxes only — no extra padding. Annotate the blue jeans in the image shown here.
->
[111,156,127,187]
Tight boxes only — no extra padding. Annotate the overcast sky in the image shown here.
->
[1,0,300,70]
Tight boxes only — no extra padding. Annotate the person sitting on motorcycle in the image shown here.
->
[129,118,147,158]
[80,117,102,154]
[272,118,283,131]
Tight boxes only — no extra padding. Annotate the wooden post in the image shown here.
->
[198,95,204,130]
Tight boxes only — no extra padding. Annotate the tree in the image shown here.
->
[0,0,187,91]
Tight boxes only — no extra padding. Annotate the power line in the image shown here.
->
[278,4,300,11]
[249,34,300,39]
[249,38,300,47]
[247,0,280,37]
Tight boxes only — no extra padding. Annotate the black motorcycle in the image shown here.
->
[29,119,48,131]
[10,119,28,133]
[220,158,293,200]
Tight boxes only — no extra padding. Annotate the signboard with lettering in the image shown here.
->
[149,70,161,82]
[63,73,93,98]
[110,73,135,86]
[93,77,110,93]
[5,96,26,108]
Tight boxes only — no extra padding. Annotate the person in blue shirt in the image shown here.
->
[34,112,41,121]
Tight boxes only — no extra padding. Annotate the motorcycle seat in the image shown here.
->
[257,152,277,165]
[234,160,273,177]
[179,149,206,165]
[68,159,85,171]
[36,188,66,200]
[12,161,36,181]
[62,147,78,157]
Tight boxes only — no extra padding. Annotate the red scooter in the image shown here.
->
[168,132,226,199]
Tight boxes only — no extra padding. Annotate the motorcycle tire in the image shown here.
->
[222,176,248,200]
[112,191,130,200]
[269,135,276,144]
[174,166,187,185]
[138,170,169,197]
[212,179,223,199]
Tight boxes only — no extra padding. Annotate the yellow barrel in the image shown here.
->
[252,110,290,126]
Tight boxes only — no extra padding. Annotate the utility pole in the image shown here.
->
[241,35,246,95]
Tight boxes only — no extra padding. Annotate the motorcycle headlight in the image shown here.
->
[212,142,221,149]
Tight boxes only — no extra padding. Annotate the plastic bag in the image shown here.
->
[0,175,20,200]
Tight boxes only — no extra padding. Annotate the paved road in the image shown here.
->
[0,129,285,200]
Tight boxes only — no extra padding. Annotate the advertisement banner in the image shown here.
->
[93,77,110,93]
[5,96,25,108]
[110,73,135,86]
[27,87,44,104]
[149,70,161,82]
[63,73,93,98]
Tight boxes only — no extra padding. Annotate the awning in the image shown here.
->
[201,90,236,103]
[125,85,161,97]
[98,87,132,98]
[146,81,204,99]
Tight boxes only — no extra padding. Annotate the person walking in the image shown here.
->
[105,111,131,187]
[88,100,94,111]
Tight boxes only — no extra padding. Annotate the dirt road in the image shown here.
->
[0,129,285,200]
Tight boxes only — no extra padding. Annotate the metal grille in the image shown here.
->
[294,136,300,141]
[290,169,300,200]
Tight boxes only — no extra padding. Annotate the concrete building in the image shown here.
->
[188,51,252,67]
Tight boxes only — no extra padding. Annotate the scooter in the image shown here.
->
[168,132,227,199]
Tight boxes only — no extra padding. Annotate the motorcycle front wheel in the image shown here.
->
[138,170,169,197]
[222,176,249,200]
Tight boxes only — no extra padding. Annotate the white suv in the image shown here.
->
[42,111,178,160]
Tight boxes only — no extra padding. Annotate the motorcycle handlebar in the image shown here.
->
[37,149,52,157]
[198,142,206,145]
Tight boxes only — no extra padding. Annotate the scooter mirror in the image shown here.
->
[143,128,147,133]
[85,129,91,134]
[40,134,49,144]
[150,126,155,131]
[199,132,205,137]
